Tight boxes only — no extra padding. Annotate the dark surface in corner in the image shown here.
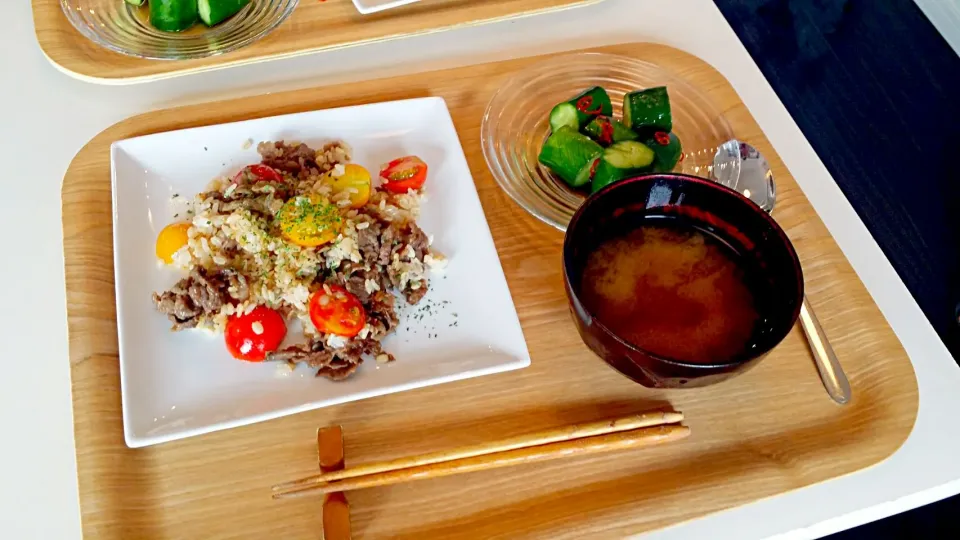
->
[713,0,960,538]
[715,0,960,356]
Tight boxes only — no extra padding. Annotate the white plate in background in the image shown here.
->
[352,0,420,15]
[111,97,529,448]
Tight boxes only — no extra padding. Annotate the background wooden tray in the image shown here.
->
[33,0,600,84]
[62,43,918,538]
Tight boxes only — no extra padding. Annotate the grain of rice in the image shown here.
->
[425,252,448,271]
[325,334,348,349]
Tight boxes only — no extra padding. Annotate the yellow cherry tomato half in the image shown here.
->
[323,164,372,209]
[155,222,192,264]
[277,194,342,247]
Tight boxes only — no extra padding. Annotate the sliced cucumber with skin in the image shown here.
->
[645,131,683,172]
[150,0,199,32]
[591,141,656,193]
[124,0,146,6]
[564,86,614,128]
[538,126,604,188]
[623,87,673,133]
[549,103,580,134]
[583,116,639,146]
[604,140,656,169]
[199,0,251,26]
[573,156,601,188]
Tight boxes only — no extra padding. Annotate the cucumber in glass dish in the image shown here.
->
[583,116,639,146]
[591,141,656,193]
[645,131,683,172]
[538,126,604,188]
[150,0,199,32]
[623,86,673,133]
[548,87,614,133]
[570,86,613,126]
[199,0,251,26]
[574,156,602,187]
[549,103,580,134]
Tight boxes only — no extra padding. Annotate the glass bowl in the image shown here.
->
[481,52,735,231]
[59,0,298,60]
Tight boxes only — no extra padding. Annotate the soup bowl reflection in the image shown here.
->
[562,173,804,388]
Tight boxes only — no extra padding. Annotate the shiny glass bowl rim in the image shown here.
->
[58,0,299,60]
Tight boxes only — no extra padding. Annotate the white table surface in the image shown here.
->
[915,0,960,56]
[4,0,960,537]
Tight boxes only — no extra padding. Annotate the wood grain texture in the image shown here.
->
[32,0,601,83]
[61,43,919,539]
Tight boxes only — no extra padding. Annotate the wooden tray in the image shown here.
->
[33,0,601,84]
[62,43,919,538]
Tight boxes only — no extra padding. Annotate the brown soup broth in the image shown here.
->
[579,219,761,364]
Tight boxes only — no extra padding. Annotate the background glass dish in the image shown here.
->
[481,52,735,231]
[59,0,298,60]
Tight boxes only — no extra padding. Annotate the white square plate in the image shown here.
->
[112,97,530,448]
[352,0,420,14]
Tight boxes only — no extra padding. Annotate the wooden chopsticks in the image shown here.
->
[272,410,688,500]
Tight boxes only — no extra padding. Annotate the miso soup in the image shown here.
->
[579,221,759,364]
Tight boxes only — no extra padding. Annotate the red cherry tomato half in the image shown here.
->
[224,306,288,362]
[309,285,367,338]
[379,156,428,193]
[233,164,284,185]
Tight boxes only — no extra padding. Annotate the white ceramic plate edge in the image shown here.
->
[352,0,420,15]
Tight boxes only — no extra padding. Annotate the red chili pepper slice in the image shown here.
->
[576,96,603,116]
[654,132,671,146]
[599,120,614,145]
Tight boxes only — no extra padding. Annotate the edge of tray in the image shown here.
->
[61,42,920,537]
[34,0,604,85]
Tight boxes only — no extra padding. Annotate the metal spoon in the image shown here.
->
[710,140,852,405]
